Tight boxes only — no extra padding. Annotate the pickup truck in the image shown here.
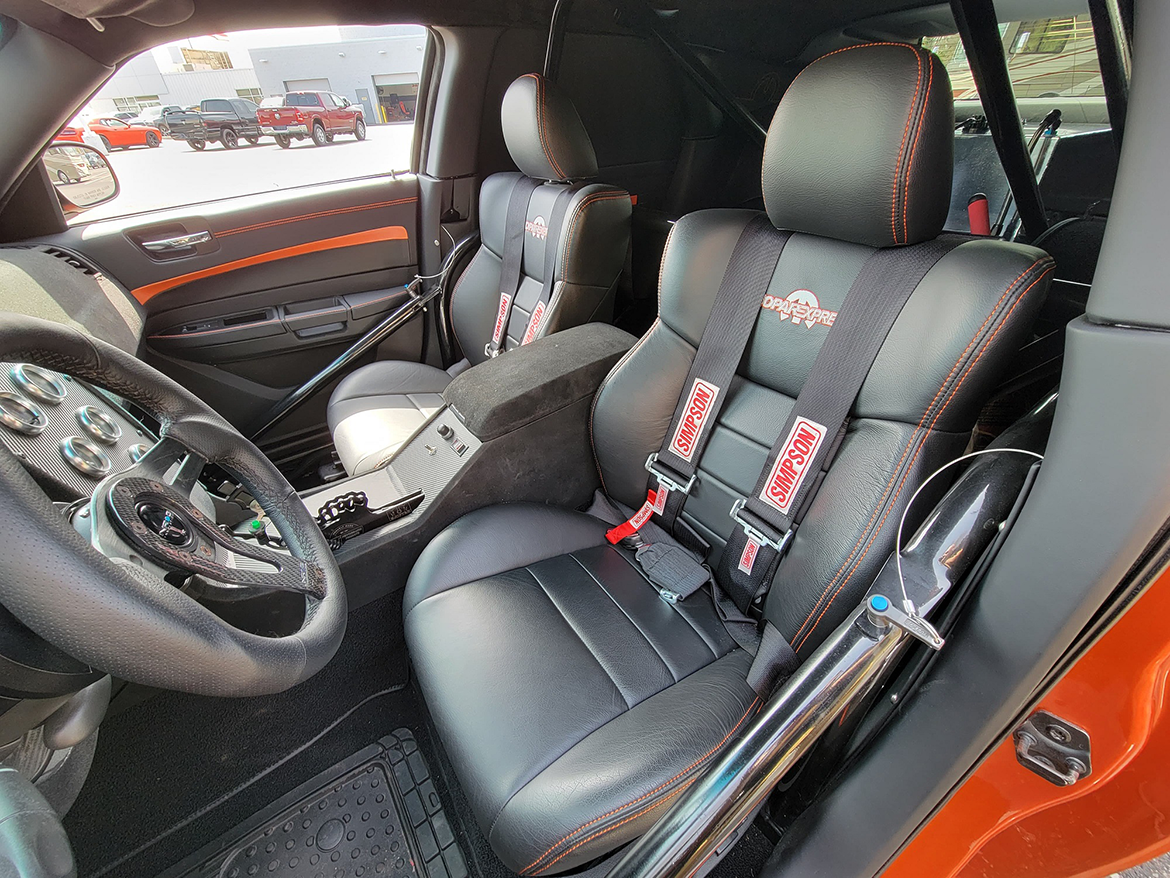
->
[255,92,366,148]
[165,98,264,151]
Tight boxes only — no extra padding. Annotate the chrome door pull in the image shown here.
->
[142,231,213,252]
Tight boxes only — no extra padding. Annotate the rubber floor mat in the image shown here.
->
[160,730,469,878]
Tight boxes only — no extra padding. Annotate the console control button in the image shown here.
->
[437,424,453,440]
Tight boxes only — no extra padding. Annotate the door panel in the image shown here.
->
[40,173,422,468]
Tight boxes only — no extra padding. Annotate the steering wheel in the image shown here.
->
[0,314,347,696]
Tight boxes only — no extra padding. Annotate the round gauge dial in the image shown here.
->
[77,405,122,444]
[61,436,112,478]
[128,443,151,463]
[11,364,66,404]
[0,392,47,435]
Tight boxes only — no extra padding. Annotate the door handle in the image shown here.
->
[141,231,213,252]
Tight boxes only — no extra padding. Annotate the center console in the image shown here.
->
[300,323,636,607]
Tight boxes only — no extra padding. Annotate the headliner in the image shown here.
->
[0,0,934,67]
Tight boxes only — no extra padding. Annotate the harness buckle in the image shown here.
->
[645,453,697,495]
[484,343,501,359]
[729,498,792,555]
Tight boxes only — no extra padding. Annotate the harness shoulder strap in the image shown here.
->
[521,183,585,345]
[606,215,792,544]
[718,236,964,613]
[487,175,541,358]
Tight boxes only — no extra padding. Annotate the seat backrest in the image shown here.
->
[451,74,632,364]
[591,43,1054,656]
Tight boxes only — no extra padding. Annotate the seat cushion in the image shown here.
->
[404,504,758,874]
[327,360,453,475]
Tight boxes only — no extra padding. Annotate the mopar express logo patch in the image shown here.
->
[525,216,548,240]
[668,378,720,462]
[763,289,837,330]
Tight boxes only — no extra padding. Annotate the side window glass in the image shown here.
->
[70,24,426,224]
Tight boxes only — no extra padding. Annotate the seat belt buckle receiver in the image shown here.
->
[645,453,696,495]
[484,343,501,359]
[730,499,792,555]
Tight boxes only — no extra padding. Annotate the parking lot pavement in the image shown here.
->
[76,122,415,223]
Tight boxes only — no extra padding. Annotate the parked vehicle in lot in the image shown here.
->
[129,105,183,135]
[55,124,110,154]
[86,117,162,150]
[256,91,366,148]
[41,147,92,184]
[165,98,264,151]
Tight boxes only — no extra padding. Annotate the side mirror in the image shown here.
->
[342,98,351,107]
[42,143,119,218]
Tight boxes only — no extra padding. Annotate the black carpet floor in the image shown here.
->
[64,594,417,878]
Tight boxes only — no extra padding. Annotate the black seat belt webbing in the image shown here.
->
[521,183,584,345]
[487,176,541,358]
[606,215,792,544]
[718,236,963,614]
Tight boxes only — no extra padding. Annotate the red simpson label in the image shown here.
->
[759,417,827,515]
[668,379,720,462]
[492,293,511,344]
[738,537,760,575]
[521,301,545,345]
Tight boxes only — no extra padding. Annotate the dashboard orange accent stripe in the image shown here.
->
[130,225,409,304]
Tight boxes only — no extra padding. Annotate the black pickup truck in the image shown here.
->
[165,98,264,150]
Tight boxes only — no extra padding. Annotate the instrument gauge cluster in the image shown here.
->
[0,363,156,497]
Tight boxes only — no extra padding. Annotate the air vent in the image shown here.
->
[42,246,99,276]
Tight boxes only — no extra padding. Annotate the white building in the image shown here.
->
[84,26,426,125]
[84,49,262,118]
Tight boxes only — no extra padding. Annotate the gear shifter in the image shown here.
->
[314,490,424,548]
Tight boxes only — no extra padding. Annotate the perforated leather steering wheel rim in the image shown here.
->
[0,313,347,696]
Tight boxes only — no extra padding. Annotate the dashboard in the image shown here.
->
[0,362,156,499]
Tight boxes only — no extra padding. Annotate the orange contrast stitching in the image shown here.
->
[217,196,417,237]
[890,48,923,245]
[560,191,631,274]
[792,263,1054,652]
[589,215,676,495]
[787,258,1044,646]
[523,73,566,181]
[763,42,925,246]
[902,52,934,243]
[520,695,760,874]
[532,784,691,875]
[789,259,1047,647]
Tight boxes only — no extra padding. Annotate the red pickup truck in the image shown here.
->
[255,92,367,148]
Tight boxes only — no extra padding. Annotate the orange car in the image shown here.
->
[87,117,162,150]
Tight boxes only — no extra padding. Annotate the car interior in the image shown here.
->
[0,0,1164,877]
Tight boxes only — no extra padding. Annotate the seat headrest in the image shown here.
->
[763,43,954,248]
[502,73,598,182]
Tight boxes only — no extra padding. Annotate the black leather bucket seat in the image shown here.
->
[404,45,1054,874]
[328,73,632,475]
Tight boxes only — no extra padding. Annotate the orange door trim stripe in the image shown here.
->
[130,225,409,304]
